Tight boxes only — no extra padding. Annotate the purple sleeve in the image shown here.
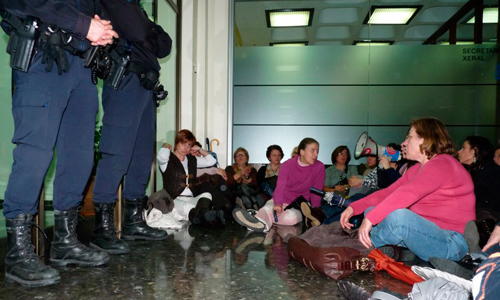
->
[273,161,289,206]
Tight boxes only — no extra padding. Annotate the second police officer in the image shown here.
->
[90,0,173,254]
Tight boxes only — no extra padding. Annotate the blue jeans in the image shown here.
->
[321,203,344,225]
[368,208,468,262]
[322,193,366,225]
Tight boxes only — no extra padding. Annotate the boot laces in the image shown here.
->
[16,222,46,264]
[100,206,117,235]
[67,214,81,243]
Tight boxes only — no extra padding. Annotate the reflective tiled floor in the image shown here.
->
[0,215,412,300]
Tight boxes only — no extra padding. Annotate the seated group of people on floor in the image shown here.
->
[153,118,500,272]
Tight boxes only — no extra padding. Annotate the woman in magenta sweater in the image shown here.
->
[233,138,325,232]
[340,118,475,261]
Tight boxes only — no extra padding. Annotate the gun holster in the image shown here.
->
[105,51,130,90]
[7,16,38,72]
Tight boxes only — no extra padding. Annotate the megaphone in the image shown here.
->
[354,132,401,161]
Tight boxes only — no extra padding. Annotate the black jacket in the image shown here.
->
[474,160,500,218]
[100,0,172,71]
[1,0,96,40]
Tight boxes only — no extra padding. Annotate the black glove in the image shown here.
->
[41,33,69,75]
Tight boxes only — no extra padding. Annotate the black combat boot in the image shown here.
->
[5,214,60,287]
[50,207,109,266]
[90,202,130,254]
[122,196,168,240]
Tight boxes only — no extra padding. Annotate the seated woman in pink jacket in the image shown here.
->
[340,118,475,262]
[233,138,325,232]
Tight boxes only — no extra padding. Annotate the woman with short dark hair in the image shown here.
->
[257,145,284,200]
[458,137,499,221]
[341,118,475,261]
[458,136,494,175]
[324,146,359,195]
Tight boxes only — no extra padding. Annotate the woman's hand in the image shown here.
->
[358,218,373,248]
[243,166,251,177]
[482,225,500,252]
[333,185,347,192]
[348,176,362,187]
[274,205,282,214]
[190,145,201,156]
[217,168,228,180]
[240,167,252,182]
[378,156,391,169]
[162,143,172,150]
[340,206,354,229]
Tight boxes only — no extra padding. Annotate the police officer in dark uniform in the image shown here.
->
[90,0,172,254]
[0,0,116,46]
[2,0,116,288]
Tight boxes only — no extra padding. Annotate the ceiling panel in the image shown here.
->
[235,0,498,46]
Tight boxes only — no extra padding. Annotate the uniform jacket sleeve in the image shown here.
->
[1,0,91,39]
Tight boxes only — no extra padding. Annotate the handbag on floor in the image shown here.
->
[287,236,375,280]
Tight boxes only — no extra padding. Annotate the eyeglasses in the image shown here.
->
[338,152,348,157]
[235,154,246,158]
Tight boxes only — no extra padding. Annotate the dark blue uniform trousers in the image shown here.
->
[3,53,98,218]
[93,73,155,203]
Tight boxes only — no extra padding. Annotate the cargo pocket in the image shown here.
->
[12,90,50,149]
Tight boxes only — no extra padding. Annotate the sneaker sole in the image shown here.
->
[235,236,265,254]
[89,242,131,255]
[464,220,480,253]
[300,202,321,227]
[232,209,266,232]
[50,256,109,267]
[5,273,60,288]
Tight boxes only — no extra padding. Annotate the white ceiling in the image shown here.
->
[235,0,499,46]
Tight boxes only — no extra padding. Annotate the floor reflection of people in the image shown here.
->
[264,224,302,278]
[171,225,235,300]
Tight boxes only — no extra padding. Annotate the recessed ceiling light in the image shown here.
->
[439,41,474,45]
[353,40,393,46]
[467,7,498,24]
[270,42,308,47]
[266,9,314,27]
[364,6,422,25]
